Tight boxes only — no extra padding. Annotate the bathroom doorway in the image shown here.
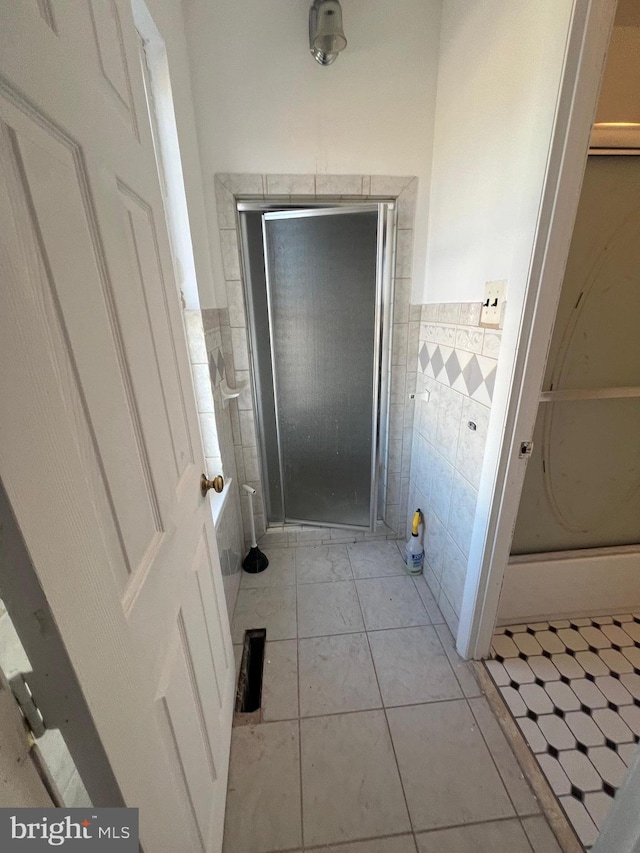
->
[238,202,395,531]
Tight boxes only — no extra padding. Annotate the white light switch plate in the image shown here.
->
[480,280,506,327]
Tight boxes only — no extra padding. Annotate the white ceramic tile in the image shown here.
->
[298,633,381,717]
[579,625,612,649]
[266,174,315,195]
[504,658,535,684]
[435,623,481,697]
[301,710,410,846]
[516,716,548,753]
[527,656,561,683]
[369,626,462,706]
[231,326,249,373]
[434,386,463,464]
[240,547,295,588]
[571,678,607,709]
[565,711,606,747]
[593,708,635,743]
[439,535,467,617]
[534,631,566,654]
[545,681,580,713]
[315,174,364,196]
[310,837,417,853]
[482,329,502,358]
[595,675,633,707]
[617,742,637,767]
[388,700,514,830]
[469,696,540,816]
[297,581,364,638]
[347,541,407,579]
[622,645,640,669]
[521,815,563,853]
[392,322,409,365]
[223,721,301,853]
[231,586,297,643]
[559,652,593,678]
[356,576,429,631]
[537,753,571,796]
[619,704,640,735]
[492,635,520,659]
[513,632,543,657]
[486,659,510,686]
[559,751,603,792]
[585,790,614,829]
[520,684,553,716]
[262,640,299,722]
[600,648,635,674]
[560,796,598,847]
[214,178,236,228]
[296,545,352,584]
[537,714,576,750]
[395,229,413,278]
[447,473,477,558]
[621,621,640,643]
[589,746,629,787]
[219,229,240,280]
[394,277,412,325]
[601,624,635,647]
[416,819,532,852]
[413,575,445,624]
[218,173,264,196]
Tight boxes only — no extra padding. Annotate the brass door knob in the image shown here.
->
[201,474,224,496]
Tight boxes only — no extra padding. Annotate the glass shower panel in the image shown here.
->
[263,208,380,528]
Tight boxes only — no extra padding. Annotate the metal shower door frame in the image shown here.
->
[259,203,393,532]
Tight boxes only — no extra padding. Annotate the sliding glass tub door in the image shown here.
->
[262,206,383,529]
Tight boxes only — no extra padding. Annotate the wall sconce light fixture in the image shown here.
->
[309,0,347,66]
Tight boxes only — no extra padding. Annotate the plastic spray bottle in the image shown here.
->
[404,508,424,575]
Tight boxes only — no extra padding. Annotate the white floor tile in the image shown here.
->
[307,836,417,853]
[387,701,514,831]
[356,576,429,630]
[223,721,302,853]
[435,624,481,698]
[300,710,410,846]
[368,626,461,706]
[262,639,299,722]
[564,711,606,748]
[295,544,352,584]
[537,753,571,796]
[347,540,408,578]
[413,575,446,624]
[558,750,602,793]
[297,581,364,638]
[298,633,381,716]
[521,815,562,853]
[416,819,533,852]
[231,586,297,643]
[560,795,598,847]
[468,696,540,816]
[588,746,628,787]
[584,790,614,829]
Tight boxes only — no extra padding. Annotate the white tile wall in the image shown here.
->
[407,302,499,637]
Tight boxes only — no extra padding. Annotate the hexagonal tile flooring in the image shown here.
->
[487,615,640,849]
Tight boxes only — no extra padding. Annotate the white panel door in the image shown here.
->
[0,2,234,851]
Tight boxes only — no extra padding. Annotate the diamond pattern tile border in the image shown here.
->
[487,615,640,849]
[418,342,496,404]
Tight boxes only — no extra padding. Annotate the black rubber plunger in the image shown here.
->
[242,484,269,574]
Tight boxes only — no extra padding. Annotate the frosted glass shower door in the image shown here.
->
[263,207,381,529]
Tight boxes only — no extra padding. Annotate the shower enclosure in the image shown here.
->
[238,202,395,531]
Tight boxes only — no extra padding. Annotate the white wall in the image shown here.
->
[424,0,574,307]
[182,0,442,307]
[140,0,218,308]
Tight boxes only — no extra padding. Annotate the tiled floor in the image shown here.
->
[488,616,640,849]
[223,541,561,853]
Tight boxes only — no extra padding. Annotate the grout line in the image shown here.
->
[351,576,415,837]
[465,693,529,824]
